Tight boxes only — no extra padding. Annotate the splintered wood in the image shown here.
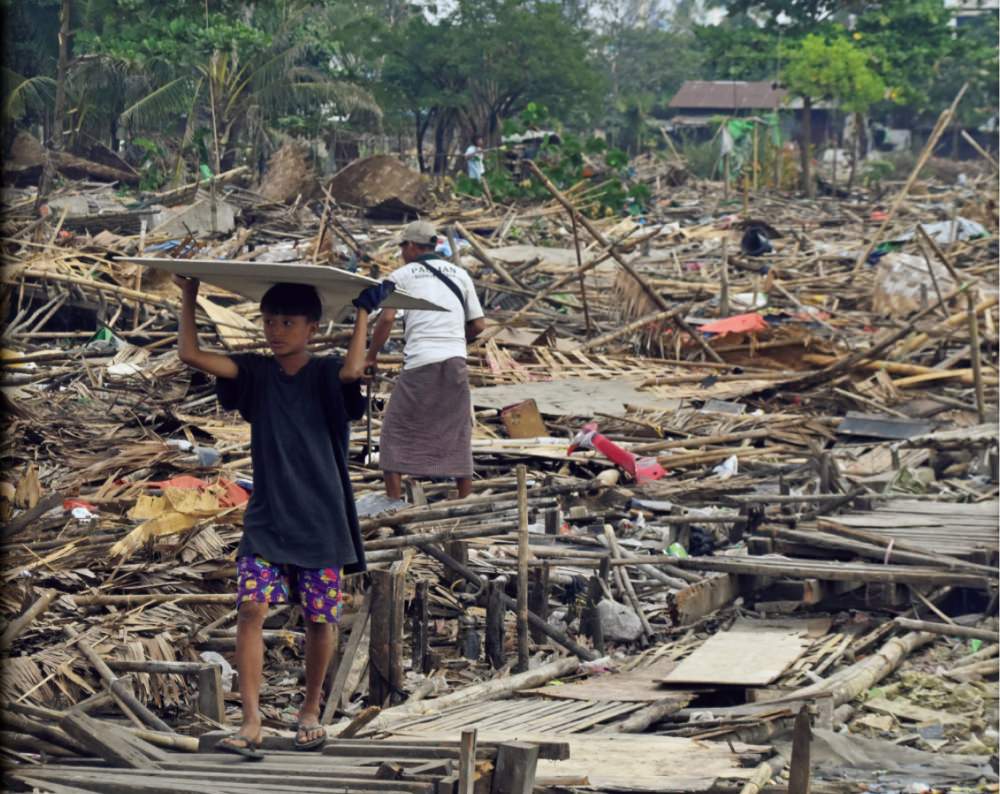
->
[1,131,998,790]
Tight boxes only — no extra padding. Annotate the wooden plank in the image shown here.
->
[321,595,371,724]
[787,707,811,794]
[196,665,225,725]
[670,573,741,625]
[22,767,434,794]
[525,656,678,702]
[661,619,825,686]
[59,711,160,769]
[458,728,477,794]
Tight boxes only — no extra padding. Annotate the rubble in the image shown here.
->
[1,131,997,792]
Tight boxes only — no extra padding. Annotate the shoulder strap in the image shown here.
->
[414,255,467,317]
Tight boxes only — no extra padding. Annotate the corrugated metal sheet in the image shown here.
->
[669,81,787,111]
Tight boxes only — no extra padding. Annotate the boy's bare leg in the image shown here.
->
[384,471,403,500]
[456,477,472,498]
[235,601,268,744]
[298,621,335,743]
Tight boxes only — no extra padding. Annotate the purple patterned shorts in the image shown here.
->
[236,555,342,623]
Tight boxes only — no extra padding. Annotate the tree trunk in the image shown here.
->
[432,111,454,176]
[800,96,814,198]
[847,111,862,190]
[37,0,72,208]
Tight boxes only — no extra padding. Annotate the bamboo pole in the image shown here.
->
[966,293,988,422]
[525,160,723,363]
[894,617,996,642]
[515,464,530,674]
[0,589,57,651]
[572,304,688,353]
[852,83,968,276]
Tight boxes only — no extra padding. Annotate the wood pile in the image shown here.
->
[1,133,997,791]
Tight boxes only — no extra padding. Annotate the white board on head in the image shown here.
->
[123,257,447,319]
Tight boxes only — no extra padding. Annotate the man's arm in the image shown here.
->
[465,317,486,342]
[365,308,397,368]
[339,309,369,382]
[174,275,239,379]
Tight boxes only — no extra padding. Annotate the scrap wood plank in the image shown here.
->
[402,731,761,792]
[17,767,434,794]
[659,618,830,686]
[388,697,642,735]
[525,655,681,702]
[58,711,161,769]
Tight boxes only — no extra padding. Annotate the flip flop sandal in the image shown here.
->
[217,734,264,760]
[294,723,326,751]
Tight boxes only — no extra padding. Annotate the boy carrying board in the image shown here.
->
[174,274,393,758]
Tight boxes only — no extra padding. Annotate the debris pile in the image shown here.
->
[1,129,997,791]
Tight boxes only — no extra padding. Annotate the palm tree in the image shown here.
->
[118,11,379,184]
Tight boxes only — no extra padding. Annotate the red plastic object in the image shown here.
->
[147,476,249,507]
[63,498,97,512]
[700,312,768,337]
[567,422,666,484]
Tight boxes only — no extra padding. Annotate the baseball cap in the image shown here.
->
[398,220,437,245]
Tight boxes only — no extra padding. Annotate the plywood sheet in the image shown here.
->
[659,618,829,686]
[125,257,445,319]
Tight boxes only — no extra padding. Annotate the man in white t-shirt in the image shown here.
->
[464,137,485,181]
[366,220,486,499]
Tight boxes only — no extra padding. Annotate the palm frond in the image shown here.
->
[119,76,197,130]
[2,68,56,122]
[253,73,381,120]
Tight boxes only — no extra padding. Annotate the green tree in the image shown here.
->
[74,0,378,181]
[782,32,884,195]
[378,0,603,174]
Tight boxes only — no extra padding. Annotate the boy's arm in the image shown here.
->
[339,309,369,383]
[174,275,239,379]
[364,309,396,369]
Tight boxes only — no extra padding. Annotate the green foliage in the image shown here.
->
[861,157,893,190]
[781,33,885,113]
[457,112,646,217]
[131,136,166,190]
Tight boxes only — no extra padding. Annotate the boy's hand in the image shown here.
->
[173,274,200,299]
[352,280,395,313]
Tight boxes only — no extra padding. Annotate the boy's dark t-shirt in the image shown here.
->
[216,353,367,573]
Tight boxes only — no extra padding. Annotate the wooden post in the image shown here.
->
[529,564,549,644]
[967,293,987,423]
[486,577,507,670]
[723,152,731,200]
[458,728,478,794]
[719,240,729,318]
[544,508,560,535]
[583,574,605,656]
[569,209,593,335]
[196,665,225,725]
[752,121,759,192]
[369,567,404,707]
[788,705,812,794]
[411,580,430,675]
[491,742,539,794]
[444,541,468,588]
[515,464,530,673]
